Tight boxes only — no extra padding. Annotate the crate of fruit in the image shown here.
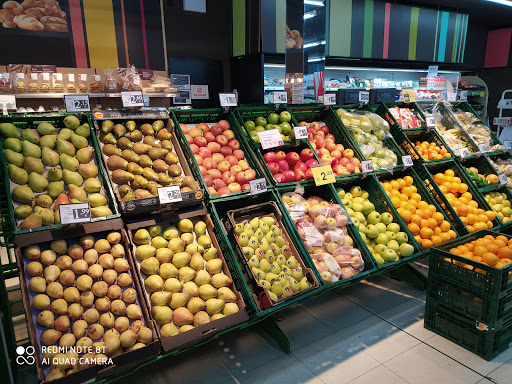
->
[457,156,502,193]
[333,175,423,268]
[15,219,160,383]
[125,206,249,352]
[485,187,512,229]
[333,106,405,173]
[376,102,428,131]
[92,109,204,216]
[391,128,455,165]
[171,108,268,200]
[0,113,119,235]
[285,105,366,181]
[417,160,499,234]
[274,183,378,288]
[376,167,461,251]
[488,152,512,190]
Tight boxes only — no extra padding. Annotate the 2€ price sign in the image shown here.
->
[311,164,335,186]
[249,178,267,195]
[294,126,308,140]
[157,186,183,204]
[219,93,237,107]
[273,91,287,104]
[64,95,90,112]
[59,203,92,225]
[121,91,144,107]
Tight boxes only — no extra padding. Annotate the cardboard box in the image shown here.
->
[16,219,160,384]
[125,206,249,352]
[91,109,204,216]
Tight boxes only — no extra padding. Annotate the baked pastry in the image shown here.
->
[28,82,38,92]
[39,82,50,92]
[40,15,66,32]
[24,6,44,18]
[78,84,87,93]
[21,0,46,9]
[0,9,13,23]
[3,1,23,15]
[66,83,76,93]
[13,14,43,30]
[53,83,63,92]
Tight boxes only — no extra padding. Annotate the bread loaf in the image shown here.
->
[13,14,43,30]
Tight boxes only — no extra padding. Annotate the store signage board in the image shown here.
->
[459,90,468,101]
[158,186,183,204]
[494,117,512,126]
[427,66,439,77]
[219,93,237,107]
[191,85,209,99]
[171,74,190,90]
[447,93,457,102]
[273,91,287,104]
[361,160,374,173]
[174,90,191,105]
[258,129,283,150]
[249,178,267,195]
[402,89,415,103]
[59,203,91,225]
[358,91,369,103]
[64,95,90,112]
[136,69,153,80]
[121,91,144,107]
[478,143,488,153]
[294,126,308,140]
[323,93,336,105]
[499,173,508,185]
[402,155,414,167]
[311,164,335,186]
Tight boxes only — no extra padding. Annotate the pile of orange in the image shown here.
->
[433,169,495,232]
[449,234,512,269]
[381,175,456,250]
[414,141,451,161]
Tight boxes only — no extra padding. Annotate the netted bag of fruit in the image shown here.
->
[310,202,350,230]
[296,219,323,246]
[311,252,341,284]
[331,246,364,278]
[282,192,308,223]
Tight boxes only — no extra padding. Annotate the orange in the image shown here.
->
[492,240,507,249]
[432,212,444,224]
[408,223,420,235]
[461,251,473,259]
[478,214,489,223]
[487,221,494,229]
[427,218,438,229]
[467,225,475,233]
[399,193,409,201]
[453,177,461,184]
[450,248,462,255]
[485,235,495,241]
[422,209,433,219]
[486,243,500,255]
[440,220,451,232]
[473,246,488,257]
[421,239,434,249]
[404,176,413,186]
[420,227,433,239]
[432,236,442,246]
[434,173,446,184]
[439,185,448,194]
[433,227,442,236]
[482,252,498,266]
[448,230,457,239]
[414,235,422,244]
[466,243,474,252]
[473,256,483,263]
[402,186,412,197]
[461,192,473,201]
[390,180,400,190]
[398,178,406,189]
[391,197,401,208]
[458,183,468,194]
[458,206,469,217]
[411,214,422,225]
[498,247,512,259]
[466,214,478,225]
[440,232,451,242]
[382,182,392,191]
[445,169,455,177]
[390,189,400,197]
[508,238,512,246]
[417,201,428,210]
[496,235,508,244]
[411,193,422,202]
[399,210,412,222]
[420,219,429,228]
[460,217,468,225]
[468,200,478,209]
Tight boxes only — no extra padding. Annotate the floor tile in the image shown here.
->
[348,365,409,384]
[271,304,334,351]
[486,357,512,384]
[301,291,374,332]
[384,343,483,384]
[234,354,323,384]
[293,332,380,384]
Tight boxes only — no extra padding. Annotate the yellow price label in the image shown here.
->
[402,89,416,103]
[480,91,485,98]
[312,164,335,186]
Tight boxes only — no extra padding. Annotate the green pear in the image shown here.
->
[286,256,297,269]
[290,278,300,292]
[21,129,39,144]
[0,123,20,138]
[76,147,94,163]
[48,182,65,199]
[194,270,211,286]
[71,133,88,149]
[251,267,265,281]
[254,228,264,241]
[248,256,260,268]
[84,178,102,193]
[40,208,54,226]
[243,223,254,237]
[194,221,207,236]
[63,169,83,186]
[23,156,44,174]
[68,184,87,202]
[259,238,270,253]
[88,193,107,207]
[21,140,41,158]
[57,128,73,141]
[163,277,182,293]
[282,284,293,297]
[12,185,34,204]
[75,124,91,138]
[205,298,225,315]
[21,213,42,229]
[259,259,271,273]
[14,205,32,219]
[78,164,98,178]
[270,262,281,275]
[60,154,79,171]
[292,267,303,281]
[8,164,28,184]
[203,247,217,261]
[4,149,24,167]
[275,236,286,247]
[91,206,113,218]
[42,147,59,167]
[264,231,275,243]
[249,217,259,230]
[64,116,80,130]
[28,172,48,193]
[39,135,57,149]
[56,139,75,156]
[259,221,270,234]
[248,236,259,249]
[35,194,52,208]
[299,277,310,291]
[262,216,275,227]
[37,122,56,135]
[241,247,254,258]
[48,168,63,182]
[271,281,283,297]
[3,137,21,152]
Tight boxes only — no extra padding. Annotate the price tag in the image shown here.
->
[121,91,144,107]
[447,93,457,102]
[359,91,369,103]
[64,95,90,112]
[258,129,283,150]
[493,117,512,126]
[478,143,488,153]
[426,115,436,128]
[504,140,511,150]
[311,164,335,186]
[460,90,468,101]
[80,74,87,82]
[427,65,438,77]
[0,95,16,110]
[402,89,416,103]
[499,173,508,185]
[440,90,447,100]
[294,126,308,140]
[59,203,91,225]
[459,147,470,158]
[157,186,183,204]
[219,93,237,107]
[273,91,287,104]
[249,178,267,195]
[480,91,485,98]
[361,160,374,173]
[402,155,414,167]
[323,93,336,105]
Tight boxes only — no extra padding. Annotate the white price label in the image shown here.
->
[42,73,50,81]
[499,173,508,185]
[478,143,488,153]
[459,90,468,101]
[157,186,183,204]
[64,95,90,112]
[249,178,267,195]
[80,74,87,81]
[504,140,511,150]
[303,227,323,246]
[258,129,283,150]
[427,65,438,77]
[447,93,457,102]
[440,90,447,100]
[294,126,308,140]
[359,91,370,103]
[402,155,414,167]
[219,93,237,107]
[59,203,91,225]
[0,95,16,110]
[273,91,287,104]
[425,115,436,128]
[121,91,144,107]
[459,147,470,158]
[494,117,512,126]
[68,73,75,82]
[323,93,336,105]
[361,160,374,173]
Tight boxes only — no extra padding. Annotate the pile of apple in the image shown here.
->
[263,148,318,182]
[244,111,293,143]
[180,120,258,196]
[337,186,414,265]
[297,120,361,176]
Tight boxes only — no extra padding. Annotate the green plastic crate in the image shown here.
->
[456,156,502,194]
[273,183,379,290]
[376,101,428,131]
[171,108,268,201]
[484,186,512,230]
[0,113,120,235]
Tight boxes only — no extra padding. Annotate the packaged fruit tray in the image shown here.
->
[376,102,428,131]
[376,168,462,251]
[15,219,160,383]
[274,183,378,289]
[285,105,365,181]
[0,113,120,235]
[425,297,512,361]
[171,108,267,200]
[92,110,203,215]
[485,187,512,229]
[457,156,501,193]
[333,106,405,173]
[125,206,249,352]
[429,230,512,301]
[234,105,297,148]
[333,175,423,268]
[417,160,499,235]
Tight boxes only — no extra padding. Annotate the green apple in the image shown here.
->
[502,207,512,217]
[376,233,389,245]
[494,204,504,213]
[380,212,393,225]
[366,224,379,239]
[354,212,366,224]
[279,111,291,123]
[346,207,354,216]
[381,249,398,263]
[280,122,292,135]
[359,232,367,244]
[353,197,364,205]
[352,203,363,213]
[337,188,346,199]
[396,232,409,244]
[374,244,387,255]
[387,240,400,253]
[352,218,361,228]
[255,126,266,132]
[367,211,381,224]
[345,193,353,200]
[342,199,353,209]
[255,116,267,127]
[349,186,361,197]
[245,120,256,131]
[358,224,367,234]
[268,113,279,125]
[387,223,401,234]
[362,201,375,216]
[375,223,387,233]
[399,243,414,257]
[374,254,385,265]
[360,190,369,200]
[386,231,397,241]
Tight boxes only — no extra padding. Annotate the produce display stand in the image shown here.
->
[376,102,429,132]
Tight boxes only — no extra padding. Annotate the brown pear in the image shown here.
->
[41,329,62,346]
[148,147,168,160]
[143,135,161,147]
[172,307,194,326]
[102,144,122,157]
[152,159,168,173]
[132,142,151,155]
[107,155,128,171]
[139,155,153,167]
[117,137,133,150]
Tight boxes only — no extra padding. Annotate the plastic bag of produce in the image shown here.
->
[311,253,341,284]
[454,110,505,152]
[332,246,364,276]
[281,192,308,222]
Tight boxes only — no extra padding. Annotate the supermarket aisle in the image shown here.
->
[125,271,512,384]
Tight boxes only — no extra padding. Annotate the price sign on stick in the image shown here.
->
[273,91,287,104]
[311,164,335,186]
[402,155,414,167]
[158,186,183,204]
[64,95,90,112]
[361,160,374,173]
[294,126,308,140]
[59,203,91,225]
[219,93,237,107]
[499,174,508,185]
[323,93,336,105]
[478,143,488,153]
[425,115,436,128]
[459,147,470,158]
[121,91,144,107]
[359,91,370,103]
[249,178,267,195]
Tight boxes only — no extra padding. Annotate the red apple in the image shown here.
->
[351,158,361,167]
[346,163,355,173]
[194,137,207,148]
[179,123,188,133]
[203,158,217,170]
[208,186,217,196]
[274,173,286,183]
[311,122,320,129]
[217,160,230,173]
[277,159,289,172]
[222,171,236,185]
[331,157,339,167]
[305,168,314,180]
[307,127,316,135]
[236,172,249,185]
[218,120,230,131]
[294,161,307,173]
[194,154,203,165]
[320,154,333,164]
[188,128,203,138]
[245,169,256,180]
[315,139,325,149]
[333,164,346,175]
[228,139,240,151]
[320,126,329,135]
[223,130,235,141]
[339,157,350,166]
[286,152,300,167]
[236,160,248,171]
[305,159,319,168]
[310,141,317,150]
[210,125,223,137]
[299,121,308,127]
[325,141,337,152]
[283,170,295,182]
[204,132,216,143]
[220,146,233,157]
[233,150,245,160]
[276,151,287,161]
[295,169,306,181]
[315,149,322,158]
[211,153,224,163]
[263,152,277,163]
[228,183,241,192]
[190,143,199,154]
[313,131,325,140]
[207,169,221,180]
[343,148,354,159]
[330,150,342,160]
[225,155,238,167]
[185,134,193,144]
[217,187,231,195]
[300,148,314,162]
[199,166,207,175]
[267,162,280,175]
[241,183,250,191]
[203,174,213,187]
[216,135,228,146]
[206,142,221,154]
[212,179,226,190]
[197,123,209,133]
[325,133,335,141]
[335,144,344,152]
[230,165,242,174]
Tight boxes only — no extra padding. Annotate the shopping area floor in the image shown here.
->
[123,257,512,384]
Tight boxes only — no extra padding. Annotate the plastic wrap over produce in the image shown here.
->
[454,109,505,153]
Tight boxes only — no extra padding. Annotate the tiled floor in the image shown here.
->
[122,261,512,384]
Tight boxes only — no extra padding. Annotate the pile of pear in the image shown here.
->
[0,116,112,230]
[98,119,200,202]
[24,231,153,380]
[133,219,240,336]
[233,216,311,302]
